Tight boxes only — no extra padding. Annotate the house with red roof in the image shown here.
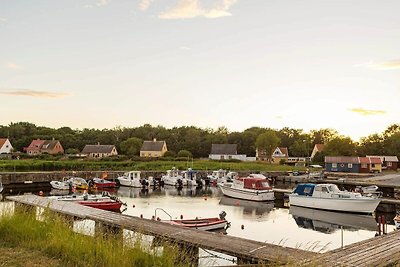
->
[25,139,64,155]
[310,144,325,159]
[0,138,13,154]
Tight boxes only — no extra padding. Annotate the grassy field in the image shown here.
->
[0,208,188,267]
[0,158,306,172]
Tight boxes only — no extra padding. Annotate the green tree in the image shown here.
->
[359,134,384,156]
[163,151,176,158]
[324,137,357,156]
[119,137,142,156]
[255,131,280,160]
[177,149,193,158]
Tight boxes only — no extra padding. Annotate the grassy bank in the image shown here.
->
[0,208,186,267]
[0,159,305,172]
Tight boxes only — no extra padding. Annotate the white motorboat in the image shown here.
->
[289,183,381,214]
[118,171,148,188]
[50,178,70,190]
[162,168,184,187]
[181,168,200,187]
[219,174,274,202]
[208,169,238,185]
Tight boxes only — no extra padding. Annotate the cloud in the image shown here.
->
[179,46,191,50]
[0,89,69,99]
[356,59,400,70]
[349,108,386,116]
[158,0,237,19]
[5,62,24,70]
[0,17,6,23]
[138,0,154,11]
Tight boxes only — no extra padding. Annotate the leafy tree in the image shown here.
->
[358,134,384,156]
[324,137,357,156]
[311,128,339,145]
[177,150,193,158]
[255,131,280,160]
[383,132,400,158]
[119,137,142,156]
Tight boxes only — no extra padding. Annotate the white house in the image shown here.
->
[0,138,13,154]
[209,144,255,161]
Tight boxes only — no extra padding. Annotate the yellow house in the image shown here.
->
[368,157,383,173]
[140,139,168,158]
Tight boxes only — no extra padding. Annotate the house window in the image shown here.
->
[361,164,367,168]
[388,162,392,167]
[348,163,353,168]
[332,163,337,168]
[371,164,375,168]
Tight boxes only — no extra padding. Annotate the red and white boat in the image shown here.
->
[162,211,229,231]
[92,178,117,188]
[219,174,275,201]
[77,199,123,211]
[48,192,125,212]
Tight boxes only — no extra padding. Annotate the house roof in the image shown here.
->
[140,141,166,152]
[27,139,45,150]
[359,157,370,164]
[366,155,399,162]
[369,157,382,164]
[314,144,325,151]
[210,144,237,155]
[278,147,289,156]
[0,138,8,148]
[325,156,360,164]
[81,145,116,154]
[41,140,61,151]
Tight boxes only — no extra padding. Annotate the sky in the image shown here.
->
[0,0,399,141]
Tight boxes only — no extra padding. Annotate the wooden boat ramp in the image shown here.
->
[6,195,314,265]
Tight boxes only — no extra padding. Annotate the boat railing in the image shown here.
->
[155,208,172,221]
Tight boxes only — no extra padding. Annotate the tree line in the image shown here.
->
[0,122,399,162]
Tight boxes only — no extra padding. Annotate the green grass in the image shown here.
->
[0,158,305,172]
[0,207,188,267]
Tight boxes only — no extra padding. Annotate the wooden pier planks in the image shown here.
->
[304,230,400,266]
[6,195,315,264]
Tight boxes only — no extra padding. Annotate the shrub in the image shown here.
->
[177,150,192,158]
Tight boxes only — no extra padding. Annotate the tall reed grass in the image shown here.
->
[0,207,188,267]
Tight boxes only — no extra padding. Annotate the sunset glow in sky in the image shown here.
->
[1,0,399,140]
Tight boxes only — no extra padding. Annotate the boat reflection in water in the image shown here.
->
[289,206,377,234]
[116,187,166,199]
[219,196,274,217]
[163,186,221,198]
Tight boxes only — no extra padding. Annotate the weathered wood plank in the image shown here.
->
[6,195,315,264]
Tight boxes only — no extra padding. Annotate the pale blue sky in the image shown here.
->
[1,0,399,140]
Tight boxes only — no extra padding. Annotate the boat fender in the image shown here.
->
[140,214,143,218]
[180,215,183,219]
[241,225,244,230]
[157,217,161,221]
[132,204,135,208]
[152,216,155,220]
[39,191,44,196]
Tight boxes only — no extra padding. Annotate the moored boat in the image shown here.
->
[163,211,229,231]
[289,183,381,214]
[162,167,184,187]
[50,178,70,190]
[118,171,149,188]
[92,177,117,188]
[219,174,274,201]
[68,177,89,190]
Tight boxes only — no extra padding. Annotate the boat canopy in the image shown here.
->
[240,177,272,190]
[293,183,315,196]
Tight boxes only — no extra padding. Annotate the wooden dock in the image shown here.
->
[6,195,315,265]
[304,229,400,266]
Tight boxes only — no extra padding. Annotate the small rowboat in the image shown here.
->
[92,178,117,188]
[162,211,229,231]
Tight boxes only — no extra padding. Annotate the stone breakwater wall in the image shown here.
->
[0,171,290,184]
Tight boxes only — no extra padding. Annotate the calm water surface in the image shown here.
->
[113,186,394,253]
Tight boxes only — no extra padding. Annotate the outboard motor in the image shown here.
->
[219,211,227,220]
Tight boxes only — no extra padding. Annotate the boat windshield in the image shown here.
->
[328,184,340,193]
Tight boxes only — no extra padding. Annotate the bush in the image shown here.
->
[279,159,287,165]
[163,151,176,158]
[177,150,192,158]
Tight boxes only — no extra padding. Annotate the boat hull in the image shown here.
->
[165,218,227,231]
[219,185,274,201]
[118,178,143,188]
[50,181,70,190]
[78,201,122,211]
[289,195,381,214]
